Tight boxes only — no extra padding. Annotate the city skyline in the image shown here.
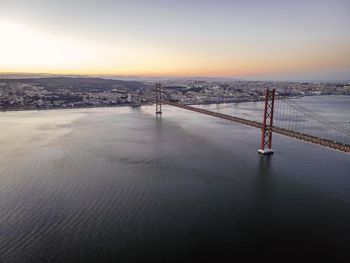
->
[1,0,349,80]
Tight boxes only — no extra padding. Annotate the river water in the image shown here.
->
[0,96,349,262]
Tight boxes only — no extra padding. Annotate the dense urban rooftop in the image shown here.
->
[0,77,349,110]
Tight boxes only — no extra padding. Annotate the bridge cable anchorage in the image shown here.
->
[155,83,162,115]
[258,88,275,155]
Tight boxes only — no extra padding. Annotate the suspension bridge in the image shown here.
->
[153,83,350,154]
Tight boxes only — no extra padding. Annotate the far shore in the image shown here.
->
[0,94,348,113]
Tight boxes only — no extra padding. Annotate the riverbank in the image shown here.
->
[0,103,153,112]
[0,94,348,112]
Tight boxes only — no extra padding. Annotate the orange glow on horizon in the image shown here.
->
[1,21,350,78]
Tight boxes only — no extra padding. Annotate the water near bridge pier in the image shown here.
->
[0,96,349,262]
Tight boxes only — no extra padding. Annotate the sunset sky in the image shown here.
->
[0,0,349,80]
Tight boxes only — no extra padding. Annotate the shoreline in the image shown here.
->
[0,94,348,113]
[0,103,152,113]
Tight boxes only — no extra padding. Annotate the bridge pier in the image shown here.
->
[258,88,275,155]
[155,83,162,115]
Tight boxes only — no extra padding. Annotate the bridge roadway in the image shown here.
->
[163,101,350,154]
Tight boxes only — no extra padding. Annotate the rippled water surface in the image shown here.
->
[0,96,349,262]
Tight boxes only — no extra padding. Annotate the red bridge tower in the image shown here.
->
[258,88,276,154]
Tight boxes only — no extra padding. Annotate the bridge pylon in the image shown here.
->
[155,83,162,115]
[258,88,275,155]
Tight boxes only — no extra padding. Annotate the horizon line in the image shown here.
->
[0,71,349,83]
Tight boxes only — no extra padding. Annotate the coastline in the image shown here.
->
[0,103,151,113]
[0,94,348,112]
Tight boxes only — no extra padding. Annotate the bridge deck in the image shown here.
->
[164,101,350,154]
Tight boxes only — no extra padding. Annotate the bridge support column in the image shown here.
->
[258,88,275,155]
[155,83,162,115]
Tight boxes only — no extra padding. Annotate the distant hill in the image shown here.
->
[0,77,147,91]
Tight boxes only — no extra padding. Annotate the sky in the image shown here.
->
[0,0,349,81]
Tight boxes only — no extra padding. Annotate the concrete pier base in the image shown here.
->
[258,149,274,155]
